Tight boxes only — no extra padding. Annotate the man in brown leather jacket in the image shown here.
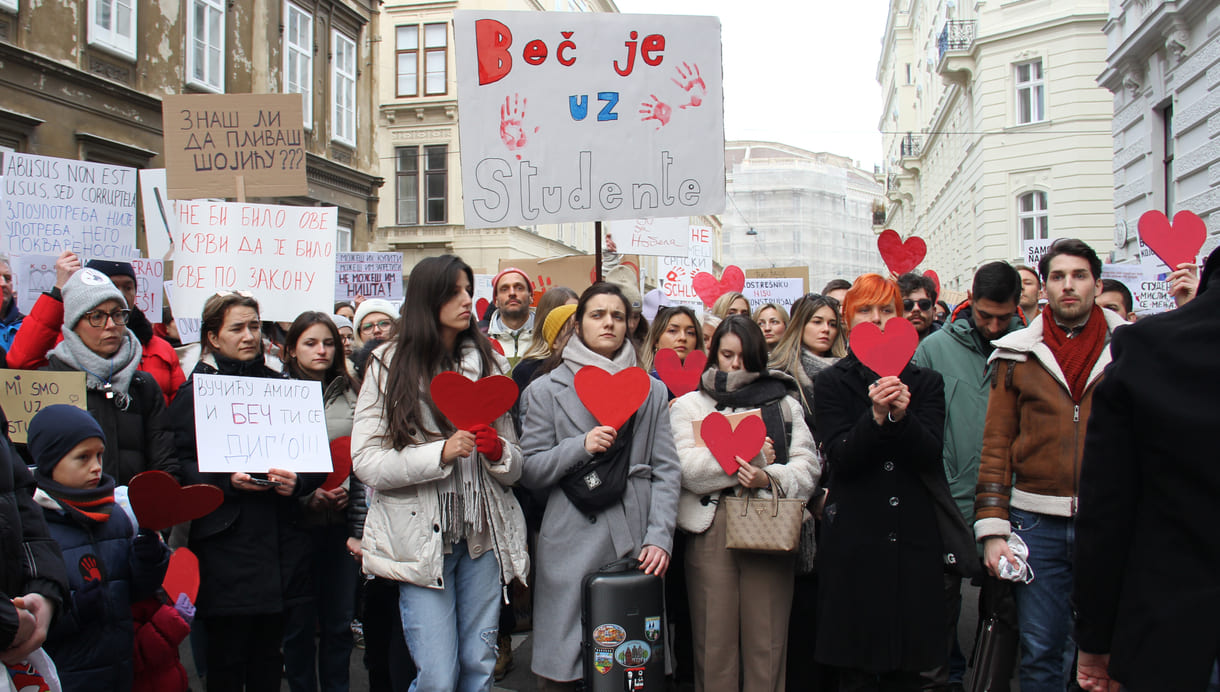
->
[972,239,1127,692]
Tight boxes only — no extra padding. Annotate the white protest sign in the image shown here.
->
[454,11,725,229]
[3,153,138,259]
[163,280,201,344]
[192,374,331,473]
[138,168,174,261]
[171,201,337,322]
[131,258,164,316]
[743,278,804,313]
[607,217,690,257]
[660,224,713,307]
[335,252,403,302]
[1021,238,1054,269]
[473,274,495,314]
[11,255,58,314]
[1136,241,1173,272]
[1102,263,1175,315]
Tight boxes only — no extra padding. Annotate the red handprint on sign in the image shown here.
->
[639,95,673,130]
[672,62,706,109]
[532,275,553,306]
[500,94,538,160]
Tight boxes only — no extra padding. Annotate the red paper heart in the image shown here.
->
[128,471,224,532]
[850,318,919,378]
[1138,210,1206,269]
[923,270,941,297]
[475,298,490,319]
[162,547,199,604]
[701,412,766,476]
[877,229,927,275]
[691,266,746,308]
[653,349,706,398]
[489,340,505,356]
[573,366,651,429]
[430,372,518,431]
[323,436,353,491]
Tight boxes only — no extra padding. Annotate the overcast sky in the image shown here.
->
[614,0,888,171]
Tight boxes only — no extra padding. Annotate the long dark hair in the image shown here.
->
[706,315,769,374]
[536,282,630,377]
[283,311,351,389]
[380,255,497,449]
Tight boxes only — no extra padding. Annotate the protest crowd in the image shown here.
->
[1,234,1218,692]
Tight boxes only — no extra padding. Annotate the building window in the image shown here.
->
[395,23,447,97]
[0,0,18,14]
[284,1,313,129]
[88,0,136,60]
[1015,60,1045,124]
[1161,103,1174,215]
[1018,191,1048,240]
[187,0,224,92]
[395,145,447,225]
[331,30,356,147]
[337,225,352,252]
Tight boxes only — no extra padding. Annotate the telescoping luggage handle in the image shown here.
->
[597,556,645,574]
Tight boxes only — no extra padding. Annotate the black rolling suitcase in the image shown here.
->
[581,558,666,691]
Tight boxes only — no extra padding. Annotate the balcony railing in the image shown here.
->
[937,20,976,62]
[900,132,922,158]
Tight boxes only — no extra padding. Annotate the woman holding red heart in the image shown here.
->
[518,282,682,688]
[639,305,705,375]
[350,255,529,692]
[809,274,958,689]
[667,315,820,692]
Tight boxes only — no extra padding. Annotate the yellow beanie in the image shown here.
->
[542,304,577,347]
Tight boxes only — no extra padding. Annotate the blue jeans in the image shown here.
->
[1010,507,1075,692]
[284,523,359,692]
[398,542,501,692]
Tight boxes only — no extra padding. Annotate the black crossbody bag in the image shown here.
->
[560,415,637,515]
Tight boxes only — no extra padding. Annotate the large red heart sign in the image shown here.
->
[430,372,519,431]
[653,349,706,398]
[574,366,651,430]
[878,229,927,276]
[923,270,941,297]
[1138,210,1206,270]
[323,436,353,492]
[692,265,746,308]
[475,298,490,320]
[850,318,919,378]
[162,547,200,604]
[701,412,766,476]
[128,471,223,532]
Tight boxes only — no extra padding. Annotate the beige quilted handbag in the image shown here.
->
[723,470,805,554]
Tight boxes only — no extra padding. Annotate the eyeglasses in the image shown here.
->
[360,319,393,334]
[903,299,933,312]
[83,308,132,328]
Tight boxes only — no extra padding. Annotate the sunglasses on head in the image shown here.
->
[903,298,933,312]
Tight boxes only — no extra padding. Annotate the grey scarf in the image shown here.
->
[795,349,838,416]
[563,334,638,376]
[49,327,143,409]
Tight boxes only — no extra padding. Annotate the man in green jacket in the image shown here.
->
[912,261,1024,691]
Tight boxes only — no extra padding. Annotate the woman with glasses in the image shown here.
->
[353,299,397,348]
[40,267,180,485]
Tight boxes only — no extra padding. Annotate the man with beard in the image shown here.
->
[487,267,534,366]
[974,239,1127,692]
[898,271,940,340]
[914,262,1025,691]
[6,253,186,404]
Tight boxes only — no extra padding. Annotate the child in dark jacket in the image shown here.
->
[28,404,170,692]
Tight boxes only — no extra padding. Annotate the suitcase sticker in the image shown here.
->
[614,640,652,667]
[592,623,627,648]
[644,616,660,642]
[594,649,614,675]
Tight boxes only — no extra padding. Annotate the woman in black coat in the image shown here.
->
[168,293,323,692]
[812,274,946,691]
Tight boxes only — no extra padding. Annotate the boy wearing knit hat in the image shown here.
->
[29,405,171,692]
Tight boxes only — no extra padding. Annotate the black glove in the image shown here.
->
[132,528,163,564]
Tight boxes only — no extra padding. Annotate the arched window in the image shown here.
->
[1018,191,1048,240]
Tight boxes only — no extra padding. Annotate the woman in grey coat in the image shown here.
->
[519,282,682,688]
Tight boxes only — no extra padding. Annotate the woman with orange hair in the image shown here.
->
[810,274,951,690]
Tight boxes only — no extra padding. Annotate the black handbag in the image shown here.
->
[560,415,636,515]
[966,577,1019,692]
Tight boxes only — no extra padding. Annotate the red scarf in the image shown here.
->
[1041,304,1107,402]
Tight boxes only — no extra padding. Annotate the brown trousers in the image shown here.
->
[686,503,796,692]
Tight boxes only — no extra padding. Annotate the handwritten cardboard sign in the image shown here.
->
[0,369,87,444]
[131,258,164,317]
[138,168,174,261]
[743,278,804,313]
[335,252,404,301]
[192,374,331,473]
[11,254,58,314]
[745,266,808,290]
[660,224,713,308]
[1021,238,1055,269]
[163,280,202,344]
[2,153,138,259]
[171,200,337,322]
[1101,263,1175,315]
[162,93,307,199]
[453,11,725,228]
[608,217,691,257]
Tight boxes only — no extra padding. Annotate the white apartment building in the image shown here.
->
[722,142,884,292]
[1102,0,1220,263]
[878,0,1116,291]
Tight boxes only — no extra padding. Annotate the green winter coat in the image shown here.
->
[912,308,1024,525]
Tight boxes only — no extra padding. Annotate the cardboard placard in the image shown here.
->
[138,168,174,261]
[745,266,808,291]
[659,224,713,308]
[11,254,59,314]
[1101,263,1175,315]
[170,200,337,322]
[691,409,760,448]
[743,278,804,313]
[607,217,691,257]
[0,369,87,444]
[454,11,726,228]
[163,280,202,344]
[162,93,307,199]
[1021,238,1055,269]
[334,252,404,301]
[192,374,331,473]
[131,257,164,317]
[2,153,138,259]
